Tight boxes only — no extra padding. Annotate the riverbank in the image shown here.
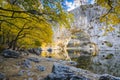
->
[0,49,120,80]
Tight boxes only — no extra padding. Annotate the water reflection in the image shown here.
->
[72,55,92,69]
[90,51,120,77]
[41,49,120,77]
[72,51,120,77]
[41,49,70,60]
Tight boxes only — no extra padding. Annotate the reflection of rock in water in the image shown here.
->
[67,43,98,58]
[72,51,120,77]
[41,50,70,60]
[90,51,120,77]
[72,55,92,70]
[67,30,98,56]
[67,50,80,58]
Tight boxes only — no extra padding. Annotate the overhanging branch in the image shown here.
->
[0,7,46,16]
[102,0,113,18]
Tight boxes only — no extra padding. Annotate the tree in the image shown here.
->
[95,0,120,26]
[0,0,73,50]
[95,0,120,35]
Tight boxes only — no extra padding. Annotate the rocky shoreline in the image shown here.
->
[0,49,120,80]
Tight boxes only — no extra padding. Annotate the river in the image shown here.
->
[41,50,120,77]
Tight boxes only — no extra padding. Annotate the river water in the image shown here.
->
[41,50,120,77]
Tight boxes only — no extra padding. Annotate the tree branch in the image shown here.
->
[0,14,31,21]
[102,0,113,18]
[0,7,46,15]
[0,20,20,29]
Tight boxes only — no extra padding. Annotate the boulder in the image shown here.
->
[22,59,32,68]
[0,73,6,80]
[45,63,90,80]
[99,74,120,80]
[47,48,52,53]
[2,49,19,58]
[27,57,40,63]
[36,65,46,71]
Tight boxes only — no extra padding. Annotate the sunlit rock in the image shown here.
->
[70,4,120,50]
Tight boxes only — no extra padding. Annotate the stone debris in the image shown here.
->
[36,65,46,71]
[22,59,32,68]
[27,57,40,63]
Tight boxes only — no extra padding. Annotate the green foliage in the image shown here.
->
[0,0,73,49]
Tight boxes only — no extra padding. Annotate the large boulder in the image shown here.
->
[45,63,90,80]
[2,49,19,58]
[99,74,120,80]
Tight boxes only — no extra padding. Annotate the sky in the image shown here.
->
[63,0,94,11]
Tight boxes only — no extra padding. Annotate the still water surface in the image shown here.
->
[41,50,120,77]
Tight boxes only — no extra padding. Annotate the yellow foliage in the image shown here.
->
[0,0,73,49]
[107,13,120,25]
[96,0,111,9]
[41,52,48,57]
[96,0,120,33]
[109,26,115,32]
[115,5,120,14]
[102,26,115,36]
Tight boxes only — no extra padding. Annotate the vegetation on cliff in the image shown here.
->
[96,0,120,35]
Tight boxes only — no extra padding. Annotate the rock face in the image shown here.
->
[45,62,91,80]
[45,62,120,80]
[70,4,120,50]
[53,3,120,51]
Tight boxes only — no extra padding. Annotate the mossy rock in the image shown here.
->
[104,41,113,47]
[105,54,114,59]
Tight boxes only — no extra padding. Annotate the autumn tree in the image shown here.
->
[95,0,120,33]
[0,0,73,50]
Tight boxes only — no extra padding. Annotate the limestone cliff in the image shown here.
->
[69,3,120,50]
